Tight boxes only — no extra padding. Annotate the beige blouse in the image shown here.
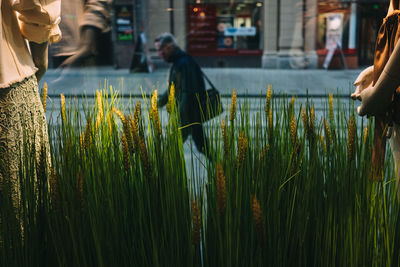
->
[0,0,61,88]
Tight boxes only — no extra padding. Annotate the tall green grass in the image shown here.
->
[0,85,399,266]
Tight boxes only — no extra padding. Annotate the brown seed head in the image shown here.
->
[230,90,237,122]
[237,132,248,168]
[139,137,152,180]
[191,198,201,246]
[221,120,229,156]
[323,119,331,150]
[290,115,297,145]
[121,131,130,173]
[251,195,265,246]
[216,162,226,216]
[347,115,356,161]
[329,94,334,124]
[265,85,272,114]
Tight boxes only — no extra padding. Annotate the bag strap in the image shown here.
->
[201,70,217,91]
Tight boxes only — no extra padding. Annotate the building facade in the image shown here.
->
[70,0,390,69]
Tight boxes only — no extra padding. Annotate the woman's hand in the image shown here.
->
[29,41,48,82]
[351,65,374,100]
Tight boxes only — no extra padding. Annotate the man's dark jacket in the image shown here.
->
[158,48,206,125]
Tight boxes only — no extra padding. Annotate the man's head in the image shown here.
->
[155,33,177,62]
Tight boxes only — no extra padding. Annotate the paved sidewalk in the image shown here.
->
[41,66,363,97]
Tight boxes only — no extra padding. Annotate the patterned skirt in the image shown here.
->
[0,75,50,207]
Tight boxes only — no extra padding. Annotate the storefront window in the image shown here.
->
[188,1,263,56]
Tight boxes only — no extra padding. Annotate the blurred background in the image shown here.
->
[48,0,388,71]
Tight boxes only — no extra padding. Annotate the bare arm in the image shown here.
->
[358,37,400,116]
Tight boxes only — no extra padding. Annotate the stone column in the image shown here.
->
[262,0,279,68]
[174,0,186,49]
[304,0,318,68]
[348,3,357,50]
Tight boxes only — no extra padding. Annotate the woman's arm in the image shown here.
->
[358,38,400,116]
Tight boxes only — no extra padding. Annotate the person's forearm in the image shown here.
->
[29,41,48,82]
[374,39,400,98]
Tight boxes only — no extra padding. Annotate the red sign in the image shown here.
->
[187,5,217,53]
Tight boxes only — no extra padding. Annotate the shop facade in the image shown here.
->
[51,0,390,69]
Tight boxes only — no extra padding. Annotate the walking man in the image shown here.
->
[155,33,210,159]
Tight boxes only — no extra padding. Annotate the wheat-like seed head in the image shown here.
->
[60,94,66,123]
[290,115,297,145]
[42,82,48,112]
[237,132,248,168]
[216,162,226,216]
[265,84,272,114]
[320,135,327,155]
[121,131,130,173]
[363,125,368,144]
[329,94,334,124]
[323,119,331,150]
[191,198,201,246]
[347,115,356,161]
[251,195,265,246]
[230,90,237,122]
[167,83,175,114]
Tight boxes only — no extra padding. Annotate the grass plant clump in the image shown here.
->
[1,85,400,266]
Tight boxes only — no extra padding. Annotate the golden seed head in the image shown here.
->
[191,198,201,246]
[42,82,48,112]
[113,107,125,124]
[268,108,273,139]
[150,90,162,135]
[122,115,134,154]
[363,125,368,144]
[216,162,226,216]
[329,94,334,124]
[167,83,175,114]
[320,135,327,155]
[301,108,308,131]
[221,119,229,155]
[129,116,140,149]
[237,132,249,168]
[230,89,237,122]
[347,115,356,161]
[60,94,66,122]
[290,115,297,145]
[310,107,315,130]
[323,119,331,150]
[265,85,272,114]
[95,91,103,130]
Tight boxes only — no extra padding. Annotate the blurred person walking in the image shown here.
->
[155,33,211,159]
[0,0,61,210]
[50,0,112,70]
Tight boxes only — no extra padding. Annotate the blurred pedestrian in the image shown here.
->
[51,0,112,69]
[352,0,400,184]
[0,0,61,209]
[155,33,210,159]
[130,24,154,73]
